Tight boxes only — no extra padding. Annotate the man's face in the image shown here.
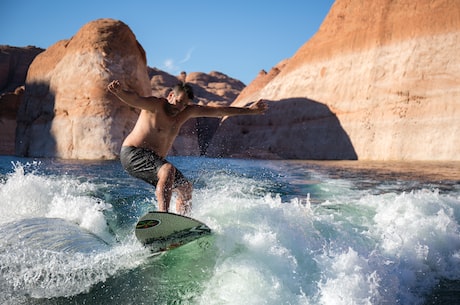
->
[168,91,190,112]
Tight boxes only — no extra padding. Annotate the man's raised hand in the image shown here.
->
[249,99,268,114]
[108,80,121,93]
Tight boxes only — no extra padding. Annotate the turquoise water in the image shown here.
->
[0,156,459,304]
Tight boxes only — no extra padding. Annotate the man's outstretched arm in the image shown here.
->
[187,100,268,118]
[107,80,164,111]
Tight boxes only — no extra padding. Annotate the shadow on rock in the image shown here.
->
[207,97,357,160]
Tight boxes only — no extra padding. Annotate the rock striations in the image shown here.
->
[208,0,460,161]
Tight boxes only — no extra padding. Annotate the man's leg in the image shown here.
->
[156,163,176,212]
[174,180,193,215]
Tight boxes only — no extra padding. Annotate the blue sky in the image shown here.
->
[1,0,334,85]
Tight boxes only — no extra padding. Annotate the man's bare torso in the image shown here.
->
[122,102,188,158]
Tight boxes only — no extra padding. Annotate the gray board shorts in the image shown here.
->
[120,146,188,188]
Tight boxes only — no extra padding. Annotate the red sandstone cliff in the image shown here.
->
[208,0,460,160]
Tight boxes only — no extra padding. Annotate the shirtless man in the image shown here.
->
[107,79,267,215]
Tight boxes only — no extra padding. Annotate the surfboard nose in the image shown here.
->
[135,211,211,252]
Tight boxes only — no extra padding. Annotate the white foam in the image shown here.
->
[1,160,459,304]
[318,248,381,305]
[0,238,148,299]
[192,171,460,304]
[192,173,313,304]
[0,161,112,240]
[0,162,152,301]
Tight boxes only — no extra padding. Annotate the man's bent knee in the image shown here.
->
[175,181,192,215]
[158,163,175,182]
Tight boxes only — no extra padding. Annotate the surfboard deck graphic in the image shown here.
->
[135,211,211,252]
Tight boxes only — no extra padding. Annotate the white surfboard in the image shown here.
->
[135,211,211,253]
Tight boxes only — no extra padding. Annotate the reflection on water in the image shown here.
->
[280,160,460,193]
[306,160,460,180]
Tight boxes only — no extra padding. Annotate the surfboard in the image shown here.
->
[135,211,211,253]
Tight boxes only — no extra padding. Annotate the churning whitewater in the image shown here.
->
[0,156,459,304]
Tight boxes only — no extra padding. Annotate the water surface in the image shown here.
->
[0,156,459,304]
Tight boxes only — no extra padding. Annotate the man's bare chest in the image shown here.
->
[144,111,184,135]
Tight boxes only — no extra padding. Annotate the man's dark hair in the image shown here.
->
[173,82,194,100]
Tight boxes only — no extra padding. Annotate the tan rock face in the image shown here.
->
[186,71,244,104]
[209,0,460,161]
[0,46,43,155]
[0,46,44,94]
[16,19,150,159]
[2,43,243,159]
[0,87,24,155]
[207,97,358,160]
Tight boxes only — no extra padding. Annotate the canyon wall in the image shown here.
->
[208,0,460,160]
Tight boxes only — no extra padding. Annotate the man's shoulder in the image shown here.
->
[140,99,166,112]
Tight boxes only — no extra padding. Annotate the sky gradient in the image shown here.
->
[1,0,335,85]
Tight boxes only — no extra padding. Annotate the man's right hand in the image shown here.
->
[249,99,268,114]
[108,80,121,93]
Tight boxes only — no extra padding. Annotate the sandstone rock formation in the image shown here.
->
[0,45,44,94]
[0,46,44,155]
[186,71,244,105]
[8,18,244,159]
[208,0,460,161]
[16,18,151,159]
[147,68,244,107]
[0,87,24,155]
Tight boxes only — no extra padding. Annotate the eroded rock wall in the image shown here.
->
[16,19,150,159]
[208,0,460,161]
